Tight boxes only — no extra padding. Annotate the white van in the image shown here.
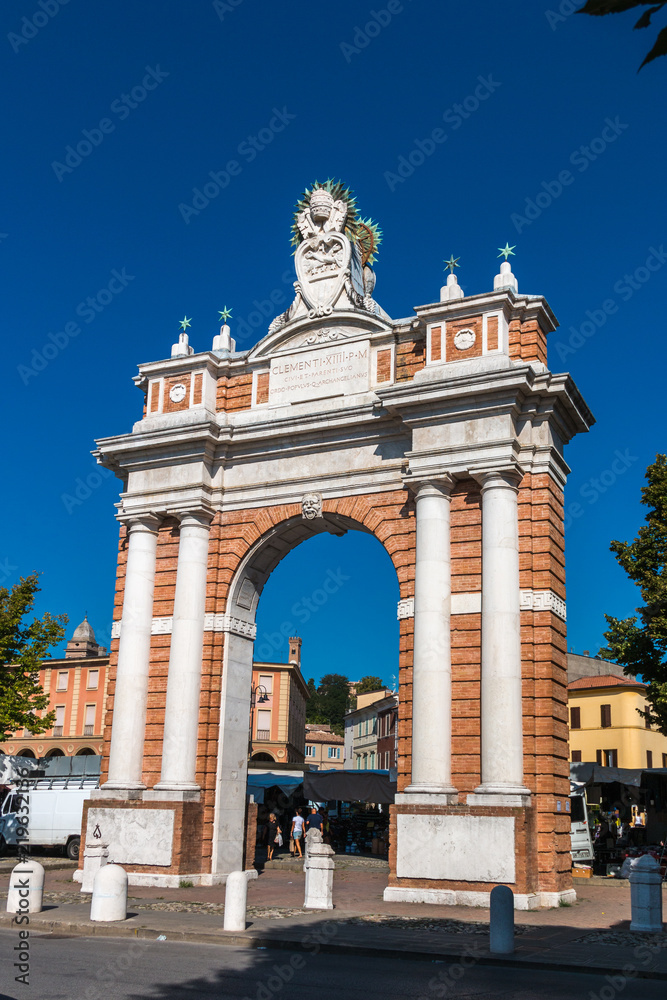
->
[570,784,594,863]
[0,777,97,860]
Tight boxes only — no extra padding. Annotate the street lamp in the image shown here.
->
[248,683,269,758]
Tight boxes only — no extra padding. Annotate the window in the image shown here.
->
[570,707,581,729]
[369,751,375,768]
[645,713,651,730]
[602,749,617,767]
[305,745,315,757]
[56,671,68,692]
[385,751,390,769]
[256,709,271,739]
[87,670,99,690]
[84,704,96,736]
[571,750,582,762]
[358,721,363,737]
[258,674,273,694]
[600,704,612,728]
[327,746,340,759]
[647,750,653,768]
[365,718,370,736]
[53,705,65,738]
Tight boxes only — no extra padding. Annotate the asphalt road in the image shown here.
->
[0,931,660,1000]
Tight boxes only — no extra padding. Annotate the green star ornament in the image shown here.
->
[179,316,192,332]
[218,307,232,323]
[444,255,460,274]
[497,243,516,261]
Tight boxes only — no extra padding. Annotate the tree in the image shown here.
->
[600,455,667,733]
[580,1,667,70]
[304,673,350,734]
[356,675,385,695]
[0,574,67,740]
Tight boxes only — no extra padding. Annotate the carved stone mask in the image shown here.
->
[302,493,322,520]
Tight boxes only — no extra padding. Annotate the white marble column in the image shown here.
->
[471,471,530,803]
[105,515,159,790]
[405,480,457,798]
[154,511,212,793]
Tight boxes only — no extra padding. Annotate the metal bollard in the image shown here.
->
[629,855,663,933]
[90,864,128,922]
[489,884,514,954]
[223,870,248,932]
[7,860,45,915]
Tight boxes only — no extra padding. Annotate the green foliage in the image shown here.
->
[304,673,350,735]
[0,574,67,740]
[355,676,385,695]
[600,455,667,734]
[579,1,667,69]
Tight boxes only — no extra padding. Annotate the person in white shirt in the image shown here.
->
[291,808,305,858]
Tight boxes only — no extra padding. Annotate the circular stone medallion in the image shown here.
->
[454,328,476,351]
[169,383,187,403]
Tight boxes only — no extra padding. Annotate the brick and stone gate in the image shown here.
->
[83,180,593,906]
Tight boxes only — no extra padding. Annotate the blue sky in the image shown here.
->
[3,1,665,683]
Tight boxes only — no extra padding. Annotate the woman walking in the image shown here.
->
[266,812,282,861]
[290,807,305,858]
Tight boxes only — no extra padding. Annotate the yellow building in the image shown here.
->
[568,675,667,769]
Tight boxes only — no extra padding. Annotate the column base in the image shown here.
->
[147,785,201,802]
[467,785,531,808]
[92,785,145,801]
[397,788,459,806]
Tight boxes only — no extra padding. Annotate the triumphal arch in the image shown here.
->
[86,180,592,907]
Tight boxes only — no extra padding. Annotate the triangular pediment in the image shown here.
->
[247,311,393,361]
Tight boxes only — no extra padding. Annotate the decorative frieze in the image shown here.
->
[397,590,566,621]
[111,615,257,640]
[520,589,567,621]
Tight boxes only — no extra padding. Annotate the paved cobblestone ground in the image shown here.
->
[14,861,664,932]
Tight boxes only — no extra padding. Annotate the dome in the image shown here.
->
[71,616,96,643]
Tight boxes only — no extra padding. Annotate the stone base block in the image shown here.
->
[387,799,574,906]
[382,886,575,910]
[74,868,259,888]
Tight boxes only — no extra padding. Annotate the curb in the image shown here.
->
[1,913,665,980]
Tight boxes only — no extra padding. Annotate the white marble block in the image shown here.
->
[80,839,109,893]
[7,860,45,914]
[304,831,335,910]
[396,813,515,883]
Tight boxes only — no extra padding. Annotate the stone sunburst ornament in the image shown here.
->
[290,179,382,264]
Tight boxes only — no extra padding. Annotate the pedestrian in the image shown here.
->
[291,807,305,858]
[266,812,282,861]
[305,805,324,834]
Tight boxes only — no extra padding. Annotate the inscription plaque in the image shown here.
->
[268,341,370,405]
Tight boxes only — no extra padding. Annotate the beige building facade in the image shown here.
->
[250,638,308,763]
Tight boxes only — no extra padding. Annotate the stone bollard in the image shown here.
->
[304,830,335,910]
[223,870,248,932]
[90,864,128,922]
[629,855,663,933]
[80,838,109,893]
[7,860,45,915]
[489,885,514,954]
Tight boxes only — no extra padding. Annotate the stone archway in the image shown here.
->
[250,753,275,763]
[90,179,592,904]
[210,508,402,875]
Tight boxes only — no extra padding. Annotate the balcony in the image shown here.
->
[53,726,63,737]
[84,725,94,736]
[256,730,270,741]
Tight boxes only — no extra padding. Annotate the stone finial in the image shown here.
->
[212,323,236,355]
[440,272,464,302]
[171,331,194,358]
[494,260,518,294]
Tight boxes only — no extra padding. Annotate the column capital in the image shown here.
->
[119,513,161,534]
[470,467,523,492]
[405,474,455,500]
[177,510,214,529]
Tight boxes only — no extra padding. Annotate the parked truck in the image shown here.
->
[0,776,98,860]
